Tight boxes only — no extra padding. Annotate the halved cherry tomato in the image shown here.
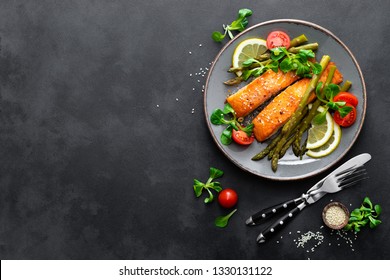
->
[333,92,359,107]
[232,129,254,145]
[218,188,238,209]
[266,31,291,49]
[333,103,357,127]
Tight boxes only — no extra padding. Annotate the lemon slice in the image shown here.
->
[306,121,341,158]
[232,38,267,76]
[306,106,334,150]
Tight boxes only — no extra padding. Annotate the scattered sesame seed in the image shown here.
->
[175,98,179,101]
[199,44,202,47]
[156,105,159,108]
[189,51,192,54]
[189,73,192,76]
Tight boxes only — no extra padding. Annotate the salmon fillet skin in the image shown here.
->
[226,69,300,118]
[252,63,343,142]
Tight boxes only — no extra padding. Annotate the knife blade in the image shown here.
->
[256,153,371,243]
[247,154,371,226]
[305,153,371,204]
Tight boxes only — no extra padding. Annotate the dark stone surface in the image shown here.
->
[0,0,389,259]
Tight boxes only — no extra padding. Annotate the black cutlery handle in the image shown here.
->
[247,198,303,225]
[256,206,302,243]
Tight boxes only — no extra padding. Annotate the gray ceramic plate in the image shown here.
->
[204,19,366,180]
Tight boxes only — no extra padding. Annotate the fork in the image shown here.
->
[307,165,368,196]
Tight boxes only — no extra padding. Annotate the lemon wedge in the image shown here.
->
[232,38,267,76]
[306,121,341,158]
[306,106,334,150]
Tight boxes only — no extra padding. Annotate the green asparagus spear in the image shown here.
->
[340,80,352,92]
[271,55,331,172]
[251,133,282,160]
[280,133,297,158]
[288,43,319,54]
[288,34,308,48]
[293,65,336,153]
[223,76,244,86]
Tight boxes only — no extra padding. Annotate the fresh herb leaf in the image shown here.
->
[211,31,226,42]
[337,105,353,118]
[269,48,321,77]
[212,9,252,42]
[315,82,355,118]
[209,167,224,180]
[221,126,233,145]
[374,204,382,216]
[215,209,237,228]
[345,197,382,233]
[313,108,328,125]
[223,103,235,114]
[193,167,224,204]
[210,105,253,145]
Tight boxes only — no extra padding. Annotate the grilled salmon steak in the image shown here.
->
[252,63,343,142]
[226,69,300,118]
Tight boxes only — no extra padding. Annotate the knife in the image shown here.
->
[252,153,371,243]
[247,153,371,226]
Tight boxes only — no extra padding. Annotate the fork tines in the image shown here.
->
[339,165,369,189]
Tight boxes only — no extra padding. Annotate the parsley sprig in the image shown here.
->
[212,9,252,42]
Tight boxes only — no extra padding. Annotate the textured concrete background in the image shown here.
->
[0,0,389,259]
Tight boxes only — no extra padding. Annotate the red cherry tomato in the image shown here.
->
[232,129,254,145]
[333,92,359,107]
[266,31,291,49]
[333,103,357,127]
[218,188,238,209]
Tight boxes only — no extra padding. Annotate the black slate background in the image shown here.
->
[1,0,389,260]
